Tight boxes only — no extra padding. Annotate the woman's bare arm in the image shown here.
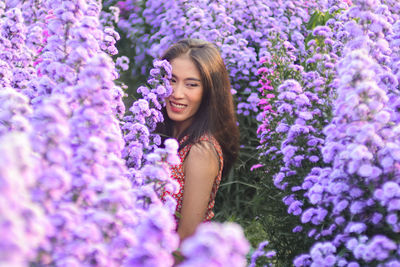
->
[177,141,219,242]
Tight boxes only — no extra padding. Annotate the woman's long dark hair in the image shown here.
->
[157,38,239,177]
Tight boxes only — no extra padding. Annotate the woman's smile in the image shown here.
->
[169,100,187,112]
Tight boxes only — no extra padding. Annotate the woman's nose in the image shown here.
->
[171,82,184,98]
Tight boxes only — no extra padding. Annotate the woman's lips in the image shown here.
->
[169,101,187,113]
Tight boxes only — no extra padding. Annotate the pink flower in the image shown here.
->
[342,0,352,5]
[257,67,269,75]
[266,94,275,99]
[250,164,264,171]
[258,99,269,106]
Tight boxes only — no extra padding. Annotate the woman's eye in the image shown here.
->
[187,83,199,87]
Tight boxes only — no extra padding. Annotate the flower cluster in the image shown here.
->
[291,0,400,264]
[252,0,400,265]
[178,222,250,267]
[24,0,142,264]
[251,5,344,261]
[295,46,400,267]
[0,4,49,266]
[248,240,276,267]
[0,133,49,266]
[0,6,38,98]
[122,59,172,172]
[0,88,32,135]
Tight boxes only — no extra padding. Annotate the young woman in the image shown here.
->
[158,38,239,242]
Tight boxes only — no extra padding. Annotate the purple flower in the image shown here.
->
[307,242,337,266]
[333,200,349,214]
[294,254,312,267]
[249,240,276,267]
[116,56,129,71]
[345,222,367,234]
[179,222,250,267]
[309,155,319,162]
[288,200,303,216]
[0,133,49,265]
[350,201,366,214]
[386,213,398,225]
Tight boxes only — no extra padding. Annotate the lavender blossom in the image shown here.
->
[0,133,49,266]
[179,222,250,267]
[0,88,32,135]
[249,240,276,267]
[0,6,38,99]
[297,25,400,267]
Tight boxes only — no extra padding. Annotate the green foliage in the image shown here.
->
[305,8,346,48]
[116,30,144,107]
[214,111,261,221]
[306,10,332,30]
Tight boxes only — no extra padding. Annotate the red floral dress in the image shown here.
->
[164,134,223,223]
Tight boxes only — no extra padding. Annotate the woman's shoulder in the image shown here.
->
[179,133,223,163]
[184,138,220,179]
[192,133,223,170]
[188,140,218,162]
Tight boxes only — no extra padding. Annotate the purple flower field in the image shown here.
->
[1,0,399,266]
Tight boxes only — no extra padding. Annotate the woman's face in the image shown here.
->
[166,54,203,134]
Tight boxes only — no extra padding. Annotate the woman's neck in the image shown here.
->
[172,126,185,139]
[172,120,191,139]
